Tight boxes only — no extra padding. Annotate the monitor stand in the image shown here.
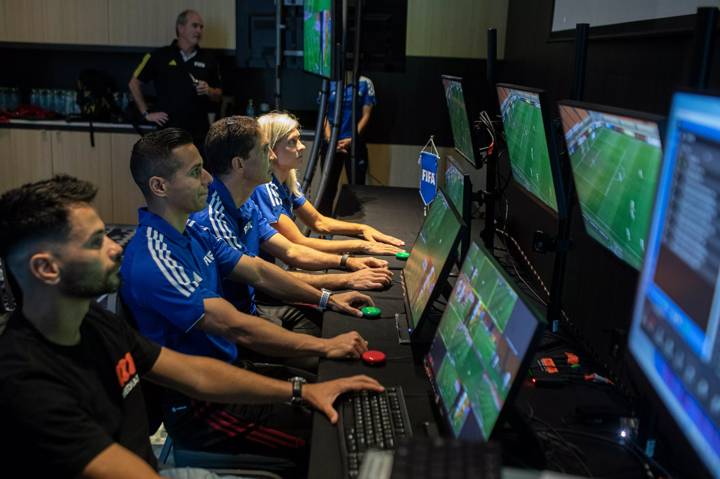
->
[395,312,411,344]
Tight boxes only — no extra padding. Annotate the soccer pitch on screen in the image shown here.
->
[303,0,332,78]
[443,77,476,164]
[559,104,662,270]
[497,87,558,211]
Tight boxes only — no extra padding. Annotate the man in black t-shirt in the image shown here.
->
[0,175,383,479]
[129,9,222,147]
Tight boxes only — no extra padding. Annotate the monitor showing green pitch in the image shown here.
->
[303,0,333,78]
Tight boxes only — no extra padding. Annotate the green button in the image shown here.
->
[361,306,382,318]
[395,251,410,260]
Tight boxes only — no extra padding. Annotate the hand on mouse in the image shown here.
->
[303,375,384,424]
[328,291,374,317]
[322,331,369,359]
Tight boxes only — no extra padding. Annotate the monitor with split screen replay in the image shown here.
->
[442,75,478,168]
[425,241,544,440]
[497,84,558,213]
[303,0,333,78]
[403,190,464,336]
[629,91,720,478]
[559,101,663,270]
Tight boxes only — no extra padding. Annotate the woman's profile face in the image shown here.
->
[273,128,305,172]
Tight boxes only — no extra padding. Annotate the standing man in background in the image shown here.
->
[129,9,222,149]
[318,72,376,215]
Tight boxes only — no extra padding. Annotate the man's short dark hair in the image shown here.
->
[130,128,194,197]
[0,175,97,258]
[204,116,260,176]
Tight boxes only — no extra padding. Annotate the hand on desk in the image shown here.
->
[322,331,369,359]
[304,375,384,424]
[343,268,392,290]
[347,256,389,270]
[360,225,406,248]
[357,239,404,256]
[329,291,374,317]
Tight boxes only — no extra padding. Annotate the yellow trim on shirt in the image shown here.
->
[133,53,152,78]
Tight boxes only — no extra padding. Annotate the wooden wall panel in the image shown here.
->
[110,133,145,225]
[405,0,508,59]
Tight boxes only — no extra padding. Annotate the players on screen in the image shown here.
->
[559,103,662,270]
[426,242,540,440]
[497,86,558,212]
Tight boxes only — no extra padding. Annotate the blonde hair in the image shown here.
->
[258,112,301,196]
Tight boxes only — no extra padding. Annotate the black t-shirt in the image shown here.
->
[0,303,162,477]
[134,40,221,137]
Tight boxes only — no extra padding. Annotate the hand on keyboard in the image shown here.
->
[304,375,385,424]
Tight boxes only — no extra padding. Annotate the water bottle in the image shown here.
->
[245,99,255,117]
[9,88,19,110]
[30,89,38,107]
[0,88,7,110]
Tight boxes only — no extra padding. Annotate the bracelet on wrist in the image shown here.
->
[318,288,333,311]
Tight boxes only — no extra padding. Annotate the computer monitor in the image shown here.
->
[497,84,562,214]
[402,190,464,343]
[629,91,720,477]
[444,155,473,264]
[442,75,479,168]
[303,0,333,78]
[425,241,544,440]
[559,101,663,270]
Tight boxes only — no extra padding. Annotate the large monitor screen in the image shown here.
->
[442,75,476,167]
[629,92,720,477]
[445,156,469,220]
[559,102,663,270]
[426,242,541,440]
[497,85,558,212]
[403,191,463,329]
[303,0,333,78]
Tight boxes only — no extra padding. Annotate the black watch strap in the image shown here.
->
[289,377,306,405]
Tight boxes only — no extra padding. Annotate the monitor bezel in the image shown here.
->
[443,154,473,266]
[628,90,720,478]
[423,240,547,441]
[558,99,665,271]
[441,74,482,169]
[496,82,568,219]
[302,0,335,80]
[401,189,466,347]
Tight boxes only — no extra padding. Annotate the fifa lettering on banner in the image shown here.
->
[419,149,439,206]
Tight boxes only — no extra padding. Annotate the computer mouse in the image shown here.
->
[395,251,410,260]
[362,350,386,366]
[361,306,382,319]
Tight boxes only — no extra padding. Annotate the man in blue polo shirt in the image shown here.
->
[191,116,393,329]
[120,128,375,461]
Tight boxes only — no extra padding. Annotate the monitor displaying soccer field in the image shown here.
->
[444,155,472,263]
[629,92,720,478]
[303,0,333,78]
[403,191,463,329]
[559,102,663,270]
[497,85,558,212]
[426,242,542,440]
[442,75,477,167]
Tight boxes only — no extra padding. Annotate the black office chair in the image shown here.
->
[96,293,297,478]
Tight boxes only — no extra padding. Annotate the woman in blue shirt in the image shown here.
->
[252,112,405,256]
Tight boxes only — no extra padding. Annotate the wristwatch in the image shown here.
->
[141,110,150,119]
[318,288,333,311]
[339,252,350,270]
[289,376,307,405]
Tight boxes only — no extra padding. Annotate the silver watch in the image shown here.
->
[289,376,307,405]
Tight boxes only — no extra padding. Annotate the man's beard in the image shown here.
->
[58,260,121,299]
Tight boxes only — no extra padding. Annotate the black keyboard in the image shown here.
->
[338,386,413,478]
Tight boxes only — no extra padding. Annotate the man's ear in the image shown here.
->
[28,252,60,286]
[148,176,168,198]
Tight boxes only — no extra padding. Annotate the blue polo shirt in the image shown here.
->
[120,208,243,363]
[251,174,307,224]
[327,75,376,140]
[191,179,278,314]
